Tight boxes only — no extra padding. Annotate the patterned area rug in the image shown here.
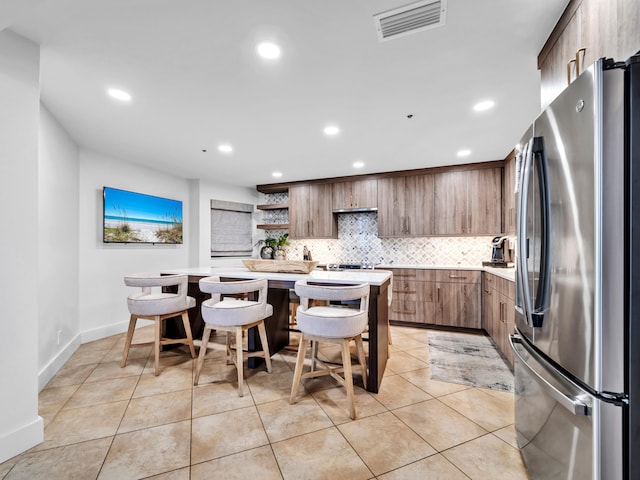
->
[427,330,514,392]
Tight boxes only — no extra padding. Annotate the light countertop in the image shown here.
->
[161,266,392,287]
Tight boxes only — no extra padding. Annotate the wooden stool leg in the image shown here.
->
[355,335,368,389]
[182,312,196,358]
[310,340,319,372]
[121,314,137,368]
[341,338,356,420]
[194,326,212,386]
[154,315,162,376]
[290,336,308,404]
[225,332,233,365]
[257,321,272,373]
[236,327,245,397]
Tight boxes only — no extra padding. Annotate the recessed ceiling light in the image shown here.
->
[473,100,495,112]
[272,171,283,178]
[324,125,340,136]
[107,88,131,102]
[218,144,233,153]
[353,161,365,169]
[257,42,281,59]
[457,149,472,157]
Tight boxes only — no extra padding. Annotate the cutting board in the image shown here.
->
[242,259,319,274]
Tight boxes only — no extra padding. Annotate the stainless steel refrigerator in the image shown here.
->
[510,53,639,480]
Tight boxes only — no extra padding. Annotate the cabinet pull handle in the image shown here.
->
[395,273,417,278]
[437,287,440,302]
[575,48,586,77]
[392,289,417,294]
[567,58,576,85]
[448,274,468,279]
[485,289,492,296]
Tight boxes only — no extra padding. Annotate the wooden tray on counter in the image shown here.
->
[242,259,319,274]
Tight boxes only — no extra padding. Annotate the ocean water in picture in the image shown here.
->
[103,187,183,243]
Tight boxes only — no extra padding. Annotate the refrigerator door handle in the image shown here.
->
[516,138,533,319]
[510,334,592,416]
[530,137,551,327]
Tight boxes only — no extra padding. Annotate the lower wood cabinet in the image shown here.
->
[435,270,481,329]
[482,272,515,366]
[387,268,480,329]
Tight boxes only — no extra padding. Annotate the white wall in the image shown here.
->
[37,106,80,389]
[0,30,43,463]
[78,150,192,342]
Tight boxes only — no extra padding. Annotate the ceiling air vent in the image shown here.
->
[374,0,447,42]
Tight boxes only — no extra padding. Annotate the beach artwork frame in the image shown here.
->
[103,186,183,244]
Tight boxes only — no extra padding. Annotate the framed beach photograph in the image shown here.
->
[103,186,183,244]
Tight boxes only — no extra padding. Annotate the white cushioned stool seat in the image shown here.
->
[194,277,273,396]
[122,273,196,376]
[290,280,370,420]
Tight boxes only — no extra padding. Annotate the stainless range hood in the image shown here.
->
[332,207,378,213]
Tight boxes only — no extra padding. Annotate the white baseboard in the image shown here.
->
[0,416,43,464]
[38,320,154,391]
[80,320,132,344]
[38,334,81,391]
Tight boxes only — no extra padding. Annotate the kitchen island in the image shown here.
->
[161,267,392,393]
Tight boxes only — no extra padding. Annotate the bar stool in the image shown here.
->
[194,277,273,396]
[122,273,196,376]
[290,280,369,420]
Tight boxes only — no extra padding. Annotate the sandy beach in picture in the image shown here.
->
[104,218,180,243]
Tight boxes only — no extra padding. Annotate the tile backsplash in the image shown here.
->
[259,192,495,266]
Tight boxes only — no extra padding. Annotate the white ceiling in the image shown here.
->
[9,0,567,188]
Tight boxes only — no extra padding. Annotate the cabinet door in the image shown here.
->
[378,177,407,237]
[539,4,583,108]
[503,294,516,366]
[434,171,467,234]
[482,275,495,335]
[333,179,378,210]
[466,168,501,234]
[503,156,517,234]
[308,183,336,238]
[405,174,435,236]
[351,178,378,209]
[436,282,481,329]
[288,184,309,239]
[331,182,351,211]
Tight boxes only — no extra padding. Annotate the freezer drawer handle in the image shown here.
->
[509,334,591,416]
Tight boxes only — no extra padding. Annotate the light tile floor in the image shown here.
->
[0,326,529,479]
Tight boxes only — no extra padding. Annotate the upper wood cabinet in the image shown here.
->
[539,0,640,108]
[289,184,337,239]
[503,154,517,234]
[377,174,435,237]
[434,168,501,235]
[332,178,378,210]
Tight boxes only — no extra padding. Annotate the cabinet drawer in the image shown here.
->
[392,280,435,302]
[389,268,417,279]
[390,300,434,324]
[388,268,436,281]
[390,299,418,322]
[436,269,481,284]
